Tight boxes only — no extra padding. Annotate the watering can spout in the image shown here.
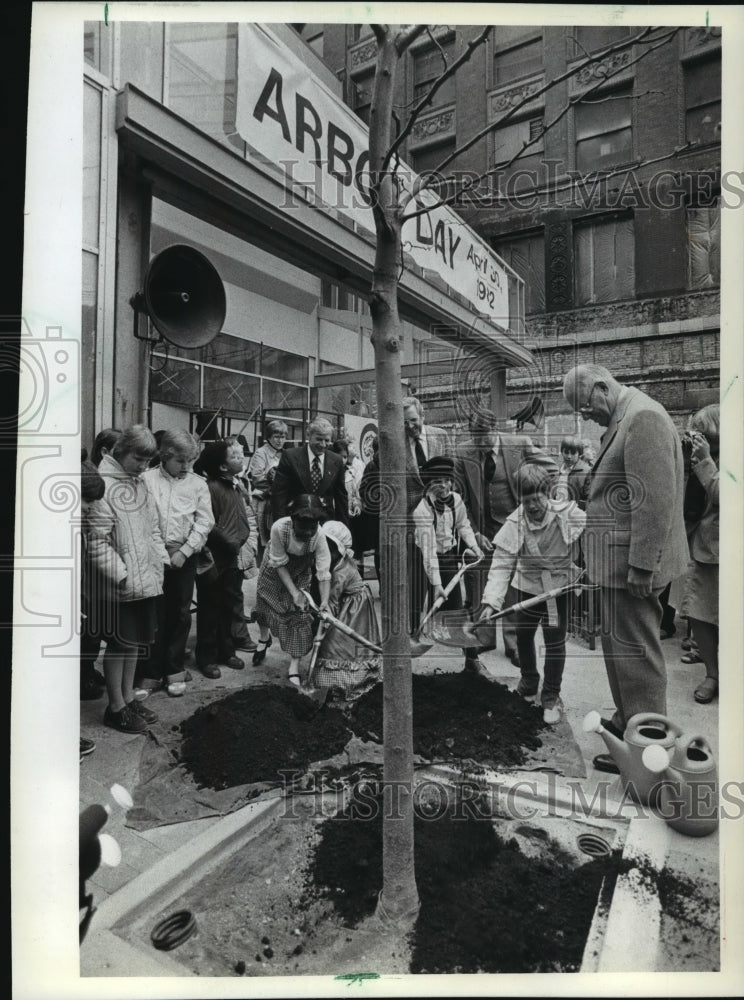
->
[582,710,633,771]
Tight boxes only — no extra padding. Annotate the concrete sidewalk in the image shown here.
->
[80,571,721,974]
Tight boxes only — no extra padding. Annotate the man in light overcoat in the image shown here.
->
[563,364,689,773]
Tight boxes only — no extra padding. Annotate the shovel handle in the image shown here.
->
[302,591,382,655]
[477,578,586,625]
[414,555,483,638]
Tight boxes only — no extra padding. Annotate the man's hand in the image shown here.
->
[477,602,499,622]
[627,566,654,598]
[170,550,187,570]
[475,532,494,553]
[432,585,446,605]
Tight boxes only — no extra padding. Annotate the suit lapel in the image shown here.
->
[591,388,633,474]
[298,447,313,492]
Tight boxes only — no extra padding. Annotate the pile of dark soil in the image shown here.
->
[177,672,548,791]
[178,686,351,790]
[349,671,546,766]
[304,789,627,974]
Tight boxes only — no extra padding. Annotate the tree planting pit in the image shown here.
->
[114,784,630,977]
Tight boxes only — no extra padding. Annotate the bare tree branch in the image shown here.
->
[370,24,387,43]
[382,25,492,175]
[401,26,682,222]
[402,25,660,208]
[395,23,428,54]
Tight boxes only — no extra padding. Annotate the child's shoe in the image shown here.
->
[516,680,538,703]
[542,698,564,725]
[127,699,158,724]
[104,705,147,734]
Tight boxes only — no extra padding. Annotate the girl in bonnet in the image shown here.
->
[307,519,382,702]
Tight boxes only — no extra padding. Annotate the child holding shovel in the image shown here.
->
[412,456,484,672]
[474,463,586,724]
[253,493,332,687]
[305,520,382,702]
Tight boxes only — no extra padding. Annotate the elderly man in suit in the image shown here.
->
[401,396,451,632]
[563,364,688,774]
[454,408,557,667]
[271,417,349,526]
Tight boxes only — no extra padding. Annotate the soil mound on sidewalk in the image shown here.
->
[177,673,549,791]
[349,671,546,766]
[178,685,352,790]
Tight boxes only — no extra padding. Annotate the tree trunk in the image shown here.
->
[368,29,419,924]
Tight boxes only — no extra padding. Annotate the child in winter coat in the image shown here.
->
[92,425,169,734]
[475,463,586,725]
[141,429,214,696]
[194,438,254,678]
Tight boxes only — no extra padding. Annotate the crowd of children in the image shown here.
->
[81,415,709,751]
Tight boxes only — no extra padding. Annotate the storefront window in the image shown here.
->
[150,357,201,408]
[261,379,309,413]
[202,366,259,414]
[200,333,260,372]
[260,345,309,384]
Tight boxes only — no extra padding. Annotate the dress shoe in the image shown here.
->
[253,635,273,665]
[694,677,718,703]
[224,656,246,670]
[234,636,258,652]
[200,663,222,679]
[593,753,620,775]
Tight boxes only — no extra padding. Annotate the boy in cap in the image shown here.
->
[412,456,485,672]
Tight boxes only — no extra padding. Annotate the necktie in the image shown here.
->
[311,455,322,492]
[414,438,427,470]
[484,452,496,483]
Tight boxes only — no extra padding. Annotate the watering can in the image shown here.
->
[583,711,682,806]
[642,734,719,837]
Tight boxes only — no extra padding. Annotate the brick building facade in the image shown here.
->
[301,22,722,448]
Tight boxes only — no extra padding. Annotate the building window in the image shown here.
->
[352,71,374,125]
[574,216,635,305]
[574,26,631,54]
[84,21,112,75]
[413,40,456,106]
[687,204,720,289]
[493,116,544,168]
[575,87,632,173]
[493,37,542,84]
[301,24,324,57]
[684,56,721,146]
[322,280,369,315]
[166,23,238,143]
[411,140,457,200]
[492,233,546,314]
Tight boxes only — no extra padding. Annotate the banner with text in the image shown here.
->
[236,24,510,326]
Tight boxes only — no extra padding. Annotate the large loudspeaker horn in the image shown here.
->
[131,244,226,349]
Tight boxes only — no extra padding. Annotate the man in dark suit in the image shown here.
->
[454,408,558,665]
[563,364,688,774]
[271,417,349,526]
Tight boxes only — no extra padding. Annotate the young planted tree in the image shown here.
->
[363,22,686,927]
